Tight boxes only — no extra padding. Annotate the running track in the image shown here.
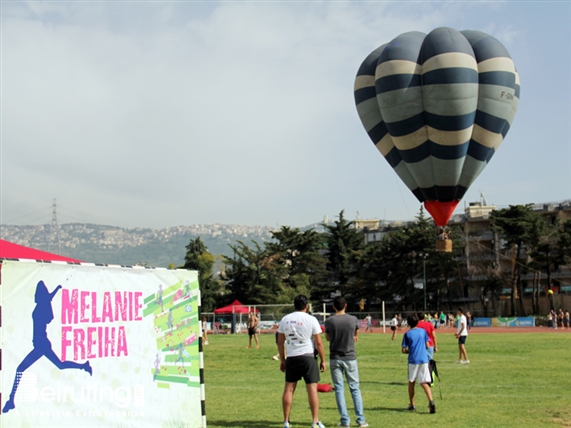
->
[365,326,570,334]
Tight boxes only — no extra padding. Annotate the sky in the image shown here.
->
[1,1,570,229]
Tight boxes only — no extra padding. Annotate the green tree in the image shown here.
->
[351,241,389,310]
[352,227,428,311]
[490,204,536,316]
[526,215,563,313]
[322,211,364,297]
[352,207,463,312]
[182,237,222,312]
[557,219,571,263]
[222,241,288,305]
[374,209,431,311]
[265,226,327,297]
[465,231,505,317]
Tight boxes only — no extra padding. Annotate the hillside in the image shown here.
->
[1,223,280,267]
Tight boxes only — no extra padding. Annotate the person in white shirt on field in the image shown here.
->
[455,307,470,364]
[390,314,398,340]
[365,314,373,333]
[278,295,326,428]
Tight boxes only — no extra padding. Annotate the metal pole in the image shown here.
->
[382,301,386,333]
[231,308,236,334]
[423,259,427,312]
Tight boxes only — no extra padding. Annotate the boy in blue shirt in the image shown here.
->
[401,314,436,414]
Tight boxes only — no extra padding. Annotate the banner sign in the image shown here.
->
[472,318,491,327]
[1,260,204,427]
[492,317,536,327]
[359,319,380,328]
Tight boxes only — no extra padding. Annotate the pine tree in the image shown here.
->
[322,210,364,297]
[182,237,221,312]
[490,204,536,316]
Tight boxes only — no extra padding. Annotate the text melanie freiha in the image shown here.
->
[60,289,144,360]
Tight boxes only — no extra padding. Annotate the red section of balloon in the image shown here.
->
[424,201,459,227]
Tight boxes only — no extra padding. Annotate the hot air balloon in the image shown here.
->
[354,27,520,250]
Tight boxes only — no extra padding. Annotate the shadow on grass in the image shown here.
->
[361,380,408,386]
[206,420,287,427]
[318,403,417,413]
[368,406,428,413]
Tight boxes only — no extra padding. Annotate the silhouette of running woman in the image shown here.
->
[176,342,191,367]
[156,284,164,312]
[2,281,92,413]
[183,280,190,298]
[153,354,161,381]
[167,308,173,331]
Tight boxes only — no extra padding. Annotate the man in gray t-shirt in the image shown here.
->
[324,296,369,428]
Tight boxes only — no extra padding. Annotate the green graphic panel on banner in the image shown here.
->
[143,277,200,388]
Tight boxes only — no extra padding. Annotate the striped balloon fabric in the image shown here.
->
[354,27,520,226]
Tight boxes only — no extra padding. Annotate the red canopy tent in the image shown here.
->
[0,239,82,262]
[211,299,259,334]
[213,300,258,314]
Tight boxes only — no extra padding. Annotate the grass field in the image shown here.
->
[203,329,571,428]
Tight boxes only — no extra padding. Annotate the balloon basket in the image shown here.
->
[436,239,453,253]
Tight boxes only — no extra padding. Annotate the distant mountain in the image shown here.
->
[1,223,288,267]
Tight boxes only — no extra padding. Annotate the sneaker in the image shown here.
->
[312,422,325,428]
[273,355,280,360]
[358,423,369,427]
[406,405,416,411]
[455,359,463,363]
[337,424,349,427]
[429,401,436,414]
[283,422,291,428]
[460,360,470,364]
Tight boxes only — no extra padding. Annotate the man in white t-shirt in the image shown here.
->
[390,314,398,340]
[455,307,470,364]
[365,314,373,332]
[278,295,326,428]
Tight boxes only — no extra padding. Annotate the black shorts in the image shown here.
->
[458,335,467,345]
[390,326,396,331]
[248,327,257,336]
[285,356,320,384]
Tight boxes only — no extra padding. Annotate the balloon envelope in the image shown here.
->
[354,27,520,225]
